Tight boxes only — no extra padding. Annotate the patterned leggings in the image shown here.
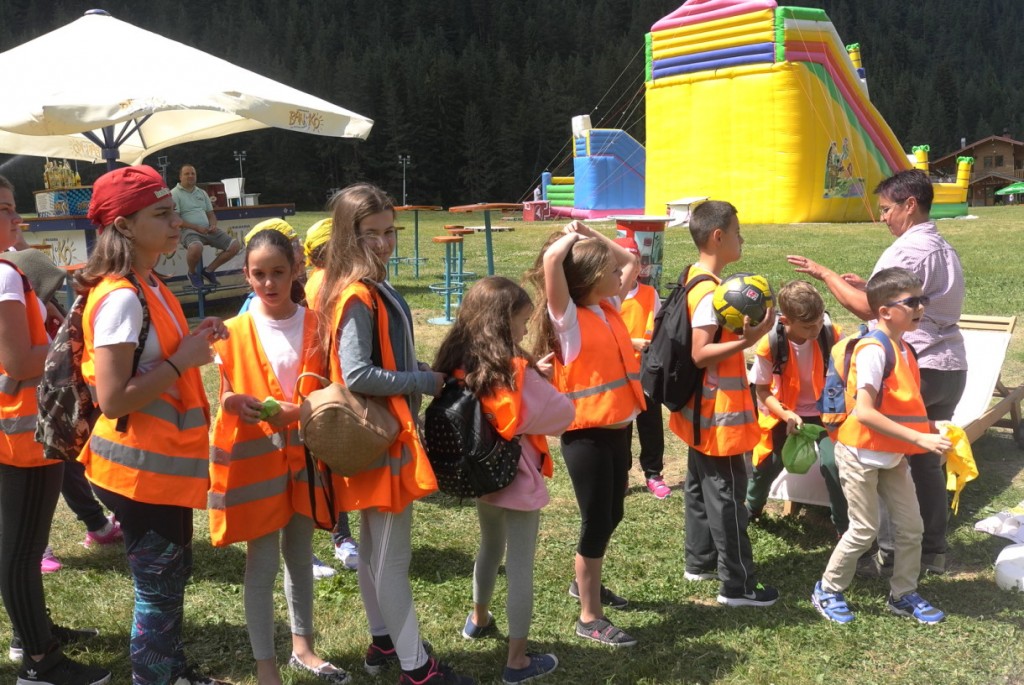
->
[95,487,193,685]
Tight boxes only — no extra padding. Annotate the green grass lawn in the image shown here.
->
[5,208,1024,684]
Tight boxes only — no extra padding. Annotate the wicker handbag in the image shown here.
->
[297,372,399,476]
[297,289,398,476]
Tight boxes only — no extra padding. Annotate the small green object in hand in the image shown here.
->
[258,397,281,420]
[781,423,826,475]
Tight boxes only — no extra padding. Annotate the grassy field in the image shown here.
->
[4,207,1024,684]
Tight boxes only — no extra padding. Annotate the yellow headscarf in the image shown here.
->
[244,218,297,246]
[304,218,333,266]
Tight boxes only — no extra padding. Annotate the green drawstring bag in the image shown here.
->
[781,423,827,474]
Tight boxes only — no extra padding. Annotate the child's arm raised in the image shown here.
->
[542,230,583,320]
[566,220,633,270]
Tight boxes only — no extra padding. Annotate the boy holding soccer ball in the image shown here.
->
[668,201,779,607]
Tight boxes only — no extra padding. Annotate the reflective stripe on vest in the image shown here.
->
[554,300,644,430]
[0,261,50,467]
[837,337,929,453]
[208,472,291,510]
[327,282,437,513]
[88,434,210,479]
[668,266,759,456]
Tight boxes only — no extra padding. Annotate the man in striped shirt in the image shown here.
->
[787,169,966,577]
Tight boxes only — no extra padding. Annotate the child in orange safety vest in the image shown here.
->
[668,200,779,607]
[210,228,348,683]
[433,276,573,684]
[746,280,848,534]
[613,236,669,500]
[529,221,645,647]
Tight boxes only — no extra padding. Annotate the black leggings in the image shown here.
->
[0,462,64,655]
[561,426,631,558]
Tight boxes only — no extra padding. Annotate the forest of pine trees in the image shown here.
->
[1,0,1023,210]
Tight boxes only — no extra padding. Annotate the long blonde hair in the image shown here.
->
[433,277,534,396]
[316,183,396,358]
[525,232,613,360]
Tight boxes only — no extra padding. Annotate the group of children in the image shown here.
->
[0,170,952,685]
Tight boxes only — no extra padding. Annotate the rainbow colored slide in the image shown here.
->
[644,0,947,223]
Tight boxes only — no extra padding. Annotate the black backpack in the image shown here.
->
[423,378,522,498]
[35,274,150,462]
[766,312,837,378]
[639,265,720,443]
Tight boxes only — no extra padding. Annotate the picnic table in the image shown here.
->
[394,205,443,278]
[447,203,522,276]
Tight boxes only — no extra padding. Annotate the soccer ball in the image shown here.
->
[712,273,774,334]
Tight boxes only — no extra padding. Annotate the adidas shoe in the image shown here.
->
[10,619,99,661]
[16,649,110,685]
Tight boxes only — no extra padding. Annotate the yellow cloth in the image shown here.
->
[304,218,332,265]
[245,218,297,245]
[941,423,978,515]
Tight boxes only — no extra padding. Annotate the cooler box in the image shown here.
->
[522,200,551,222]
[34,187,93,217]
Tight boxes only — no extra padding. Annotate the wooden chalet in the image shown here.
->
[932,135,1024,206]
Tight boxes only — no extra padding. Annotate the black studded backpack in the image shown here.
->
[423,378,522,498]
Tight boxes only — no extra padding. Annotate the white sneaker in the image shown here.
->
[312,554,336,580]
[334,538,359,571]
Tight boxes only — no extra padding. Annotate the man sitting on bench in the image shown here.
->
[171,163,239,288]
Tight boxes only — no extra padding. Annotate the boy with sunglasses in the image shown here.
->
[810,267,951,625]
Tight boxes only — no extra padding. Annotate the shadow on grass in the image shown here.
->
[409,544,476,583]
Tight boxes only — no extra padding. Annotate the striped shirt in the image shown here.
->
[871,221,966,371]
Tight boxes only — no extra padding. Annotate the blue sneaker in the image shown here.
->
[887,591,945,624]
[811,581,855,624]
[502,653,558,684]
[461,611,496,639]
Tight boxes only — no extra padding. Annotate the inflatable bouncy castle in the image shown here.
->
[645,0,918,223]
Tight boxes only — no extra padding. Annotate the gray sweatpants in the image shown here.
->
[359,506,429,671]
[244,514,315,660]
[473,501,540,640]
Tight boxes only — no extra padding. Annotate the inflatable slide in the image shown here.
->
[645,0,917,223]
[543,115,646,219]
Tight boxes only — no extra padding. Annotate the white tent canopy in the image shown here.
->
[0,9,373,165]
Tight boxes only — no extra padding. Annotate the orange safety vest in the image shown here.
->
[669,266,759,456]
[751,323,841,466]
[304,268,324,310]
[208,310,329,546]
[328,282,437,512]
[619,283,657,362]
[836,336,930,453]
[475,358,553,478]
[553,300,645,431]
[79,273,211,508]
[0,261,52,468]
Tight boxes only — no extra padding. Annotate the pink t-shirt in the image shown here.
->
[478,367,575,511]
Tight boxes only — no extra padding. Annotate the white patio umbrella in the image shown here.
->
[0,9,373,168]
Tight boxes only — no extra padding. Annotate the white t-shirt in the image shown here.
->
[843,342,912,469]
[93,281,184,397]
[0,263,49,333]
[748,337,820,417]
[248,306,307,399]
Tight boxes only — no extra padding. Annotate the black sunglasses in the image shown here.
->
[885,295,930,309]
